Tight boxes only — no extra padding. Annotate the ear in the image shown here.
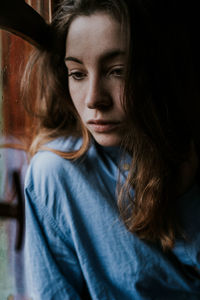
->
[0,0,50,48]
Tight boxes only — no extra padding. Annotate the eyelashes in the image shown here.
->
[67,66,125,81]
[68,71,86,80]
[109,67,124,77]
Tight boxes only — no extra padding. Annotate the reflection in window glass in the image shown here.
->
[0,1,51,298]
[0,30,32,300]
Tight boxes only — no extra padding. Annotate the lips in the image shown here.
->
[87,119,120,133]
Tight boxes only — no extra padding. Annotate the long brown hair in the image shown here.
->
[22,0,200,250]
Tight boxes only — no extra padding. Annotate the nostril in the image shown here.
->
[87,99,112,110]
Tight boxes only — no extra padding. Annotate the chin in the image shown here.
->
[93,133,122,147]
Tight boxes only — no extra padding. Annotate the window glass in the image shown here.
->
[0,1,51,298]
[0,29,33,300]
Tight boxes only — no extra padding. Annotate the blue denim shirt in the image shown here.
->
[24,137,200,299]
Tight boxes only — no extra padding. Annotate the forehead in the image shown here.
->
[65,13,126,58]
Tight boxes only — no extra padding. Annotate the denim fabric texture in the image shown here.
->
[24,137,200,300]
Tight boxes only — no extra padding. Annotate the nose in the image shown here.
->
[85,75,112,110]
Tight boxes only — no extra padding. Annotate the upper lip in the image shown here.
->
[87,119,120,125]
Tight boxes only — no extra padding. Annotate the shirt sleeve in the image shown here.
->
[24,185,88,300]
[173,183,200,273]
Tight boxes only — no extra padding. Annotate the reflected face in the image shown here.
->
[65,13,127,147]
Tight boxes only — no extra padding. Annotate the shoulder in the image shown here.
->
[24,136,122,230]
[24,136,85,199]
[25,137,81,180]
[24,136,108,195]
[24,137,87,224]
[25,136,122,203]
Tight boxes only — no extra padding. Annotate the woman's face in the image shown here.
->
[65,12,127,147]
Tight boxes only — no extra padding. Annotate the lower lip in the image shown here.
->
[89,123,120,133]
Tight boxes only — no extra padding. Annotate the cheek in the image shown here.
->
[113,83,125,112]
[68,82,76,102]
[68,84,85,116]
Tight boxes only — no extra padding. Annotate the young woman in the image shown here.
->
[24,0,200,299]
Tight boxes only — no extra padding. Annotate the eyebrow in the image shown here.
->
[64,50,125,64]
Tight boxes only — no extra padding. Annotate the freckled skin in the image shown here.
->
[65,13,127,147]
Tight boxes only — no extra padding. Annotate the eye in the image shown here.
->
[109,66,125,78]
[68,71,87,80]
